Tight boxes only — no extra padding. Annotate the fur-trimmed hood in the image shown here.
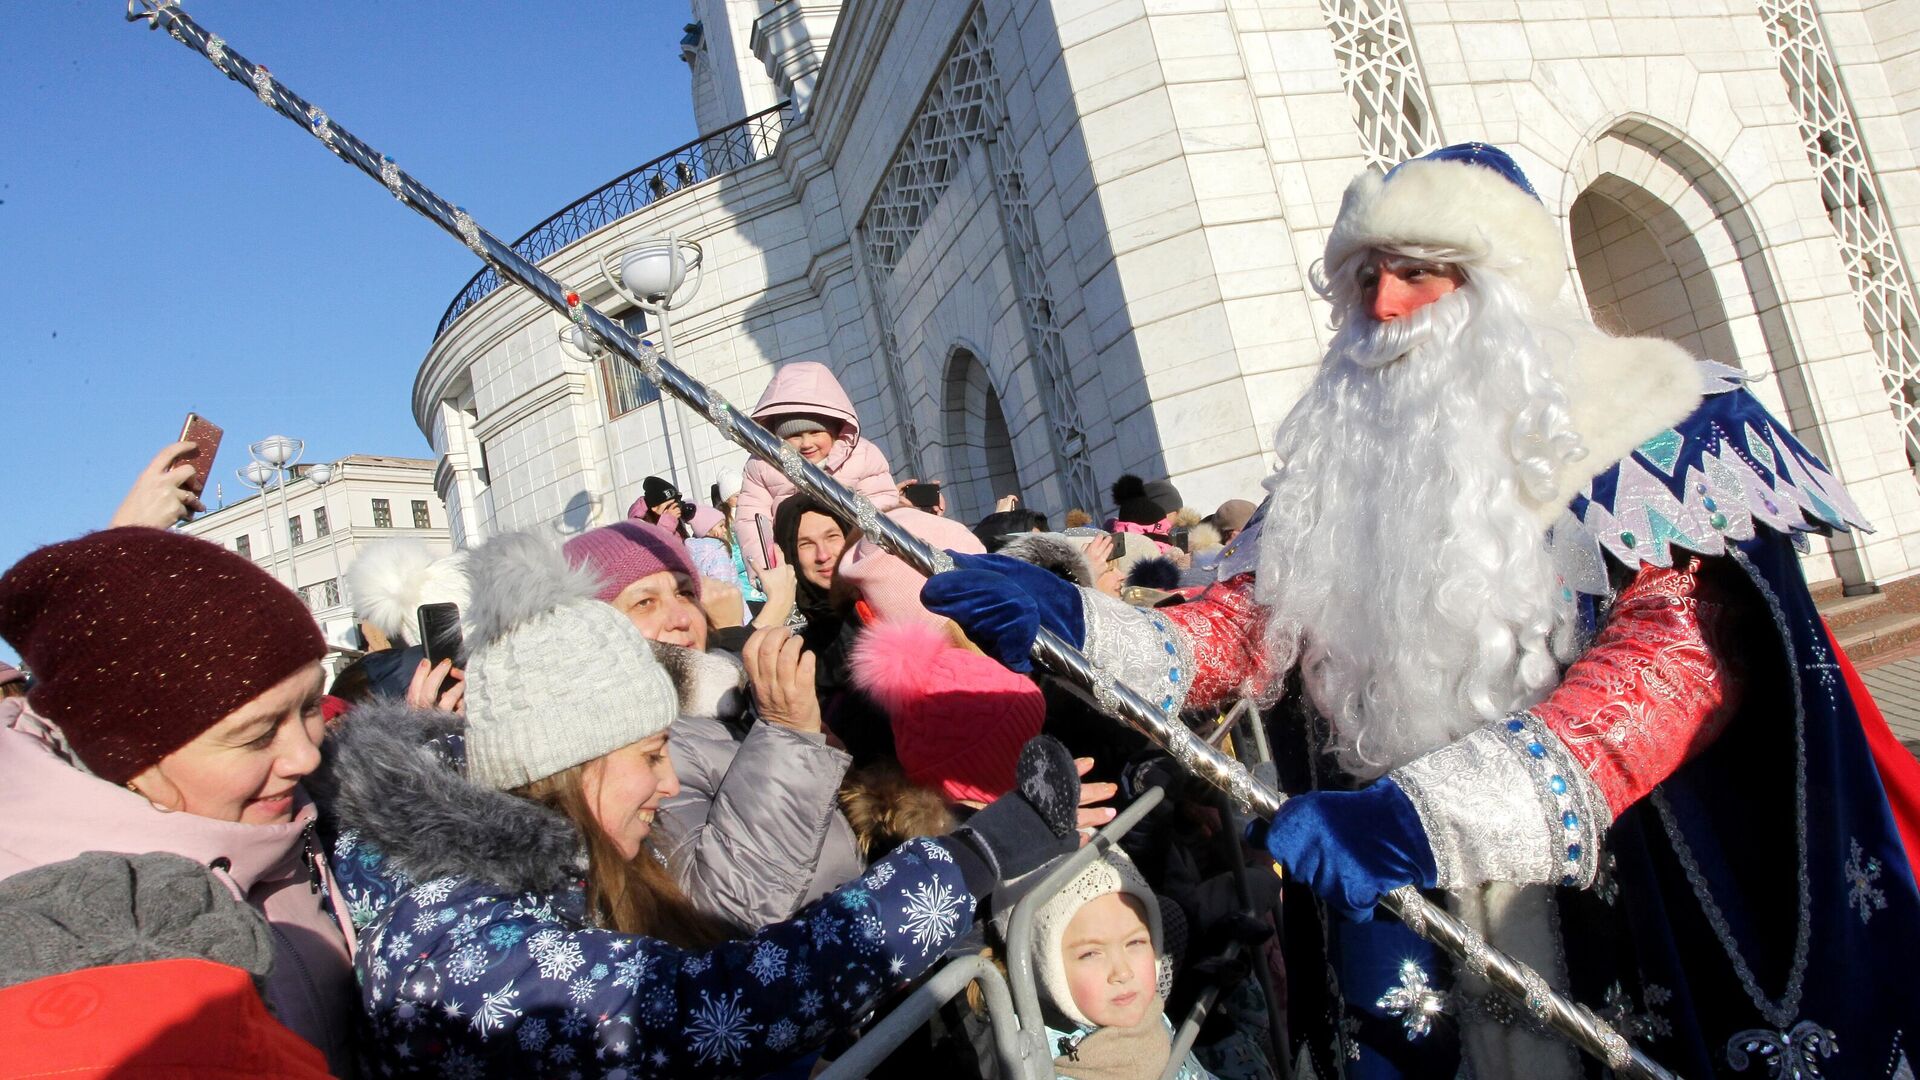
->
[311,700,584,897]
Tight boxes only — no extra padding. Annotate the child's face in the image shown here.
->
[783,428,835,463]
[1061,892,1156,1029]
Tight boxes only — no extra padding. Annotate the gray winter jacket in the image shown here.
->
[652,645,866,929]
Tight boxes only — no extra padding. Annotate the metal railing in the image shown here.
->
[432,102,791,339]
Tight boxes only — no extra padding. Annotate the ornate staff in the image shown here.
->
[122,4,1672,1075]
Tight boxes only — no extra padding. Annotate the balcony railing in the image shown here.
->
[433,102,792,340]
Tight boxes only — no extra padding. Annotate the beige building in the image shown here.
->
[185,455,451,674]
[416,0,1920,604]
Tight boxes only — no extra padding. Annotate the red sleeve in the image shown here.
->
[1160,574,1273,710]
[1530,558,1743,819]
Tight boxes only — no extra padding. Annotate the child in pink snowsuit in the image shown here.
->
[736,361,901,569]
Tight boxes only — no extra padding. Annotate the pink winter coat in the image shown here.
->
[0,698,358,1076]
[737,361,902,569]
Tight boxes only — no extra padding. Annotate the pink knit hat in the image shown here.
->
[561,521,701,603]
[850,621,1045,805]
[837,508,986,626]
[687,504,726,539]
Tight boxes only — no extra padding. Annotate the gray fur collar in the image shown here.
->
[997,533,1098,587]
[1534,330,1703,523]
[651,643,749,722]
[310,700,584,896]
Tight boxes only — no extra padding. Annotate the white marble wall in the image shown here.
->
[420,0,1920,588]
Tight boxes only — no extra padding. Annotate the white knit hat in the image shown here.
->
[716,467,744,504]
[460,531,678,792]
[1032,847,1169,1029]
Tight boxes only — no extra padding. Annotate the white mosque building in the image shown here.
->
[414,0,1920,630]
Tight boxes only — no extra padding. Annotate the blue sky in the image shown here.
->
[0,2,696,664]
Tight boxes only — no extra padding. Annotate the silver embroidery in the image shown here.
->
[1844,837,1887,924]
[1391,718,1605,889]
[1726,1020,1838,1078]
[1079,588,1191,718]
[1600,981,1673,1044]
[1652,547,1811,1031]
[1376,959,1447,1039]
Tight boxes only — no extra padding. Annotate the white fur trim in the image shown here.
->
[1325,159,1568,307]
[1533,331,1704,524]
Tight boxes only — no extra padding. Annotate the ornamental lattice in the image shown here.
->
[1319,0,1441,171]
[858,6,1101,512]
[1759,0,1920,466]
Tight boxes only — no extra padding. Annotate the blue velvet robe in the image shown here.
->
[1285,384,1920,1079]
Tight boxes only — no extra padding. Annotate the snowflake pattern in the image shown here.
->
[866,863,895,888]
[333,810,970,1075]
[747,941,788,985]
[470,982,522,1035]
[1600,981,1673,1043]
[897,878,966,954]
[613,951,654,990]
[688,989,761,1066]
[528,929,587,982]
[1845,837,1888,924]
[447,943,488,985]
[516,1017,550,1052]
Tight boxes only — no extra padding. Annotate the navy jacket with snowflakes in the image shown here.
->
[310,701,979,1078]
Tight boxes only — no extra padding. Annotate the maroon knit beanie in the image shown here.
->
[0,527,325,784]
[561,520,701,604]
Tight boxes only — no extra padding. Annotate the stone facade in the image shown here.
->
[415,0,1920,590]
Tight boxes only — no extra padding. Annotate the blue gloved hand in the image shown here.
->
[920,551,1086,672]
[1250,778,1438,922]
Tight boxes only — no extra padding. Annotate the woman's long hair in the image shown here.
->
[514,762,736,947]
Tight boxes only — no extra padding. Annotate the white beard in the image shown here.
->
[1256,271,1588,779]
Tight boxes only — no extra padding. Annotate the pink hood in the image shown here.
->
[750,361,865,471]
[0,698,357,1074]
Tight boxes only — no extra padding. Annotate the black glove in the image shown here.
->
[948,735,1082,895]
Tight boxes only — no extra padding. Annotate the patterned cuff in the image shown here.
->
[1391,712,1607,889]
[1079,588,1196,717]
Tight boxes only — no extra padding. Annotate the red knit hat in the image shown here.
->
[849,621,1045,804]
[0,527,324,784]
[561,520,701,603]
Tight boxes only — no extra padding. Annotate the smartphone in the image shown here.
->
[754,515,780,568]
[176,413,224,501]
[902,482,942,510]
[417,603,465,668]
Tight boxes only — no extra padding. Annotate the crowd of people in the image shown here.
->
[3,141,1918,1080]
[0,349,1276,1080]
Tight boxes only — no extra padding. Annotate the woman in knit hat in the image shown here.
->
[315,529,1105,1077]
[0,527,357,1073]
[564,518,866,929]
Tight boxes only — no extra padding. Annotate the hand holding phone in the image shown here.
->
[176,413,224,500]
[110,430,217,530]
[754,515,780,569]
[418,603,465,667]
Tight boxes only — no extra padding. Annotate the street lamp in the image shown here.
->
[236,458,284,585]
[307,461,348,610]
[604,234,704,503]
[252,436,305,586]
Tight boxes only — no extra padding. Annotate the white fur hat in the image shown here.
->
[460,531,678,792]
[1032,847,1168,1030]
[345,538,472,647]
[1323,143,1567,307]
